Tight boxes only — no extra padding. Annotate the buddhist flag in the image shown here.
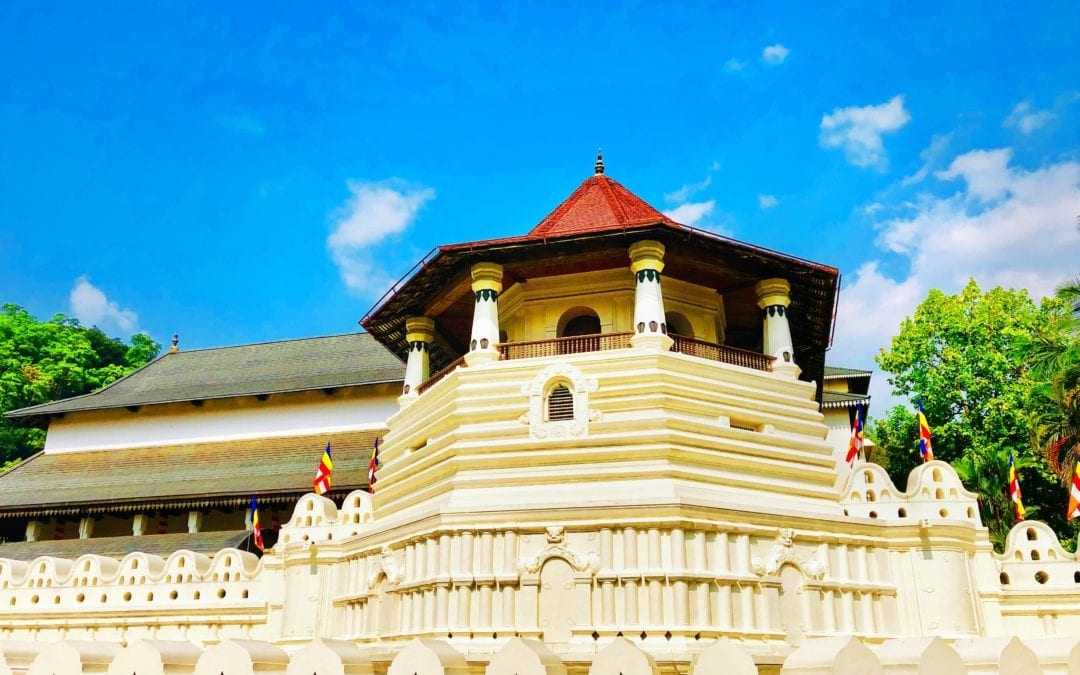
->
[1008,453,1026,521]
[845,403,866,464]
[917,405,935,462]
[368,437,381,493]
[250,496,265,552]
[313,442,334,495]
[1068,463,1080,521]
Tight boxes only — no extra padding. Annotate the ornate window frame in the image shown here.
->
[522,363,598,439]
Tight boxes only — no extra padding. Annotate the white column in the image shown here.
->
[132,514,150,536]
[629,239,674,350]
[754,278,800,378]
[78,517,94,539]
[399,316,435,404]
[466,262,503,365]
[24,520,44,542]
[188,511,203,534]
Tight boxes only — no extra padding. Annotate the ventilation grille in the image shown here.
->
[547,385,574,421]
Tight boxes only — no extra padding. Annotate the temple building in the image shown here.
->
[820,366,874,459]
[0,158,1074,674]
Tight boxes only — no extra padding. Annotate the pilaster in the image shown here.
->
[629,240,673,350]
[466,262,503,365]
[755,277,800,378]
[399,316,436,405]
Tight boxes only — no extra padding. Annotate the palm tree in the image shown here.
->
[1026,278,1080,480]
[954,446,1037,548]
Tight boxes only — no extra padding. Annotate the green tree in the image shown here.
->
[868,280,1071,549]
[1021,279,1080,482]
[0,304,160,467]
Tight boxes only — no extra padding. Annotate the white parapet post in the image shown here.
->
[629,240,674,351]
[754,277,800,378]
[400,316,436,404]
[465,262,503,366]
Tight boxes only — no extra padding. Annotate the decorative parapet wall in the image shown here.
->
[992,519,1080,638]
[3,480,1080,667]
[4,448,1080,667]
[0,546,268,643]
[841,460,982,525]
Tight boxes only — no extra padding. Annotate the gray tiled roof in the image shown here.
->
[0,429,382,513]
[823,365,872,379]
[822,390,871,409]
[7,333,404,418]
[0,530,252,561]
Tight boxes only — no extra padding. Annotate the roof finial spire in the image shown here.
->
[170,334,180,354]
[594,148,605,175]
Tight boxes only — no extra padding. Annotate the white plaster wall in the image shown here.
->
[43,387,398,453]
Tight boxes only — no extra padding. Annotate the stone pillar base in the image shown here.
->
[464,349,499,366]
[631,333,674,351]
[773,361,801,379]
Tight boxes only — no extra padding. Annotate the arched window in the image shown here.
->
[665,312,693,338]
[557,307,601,337]
[546,384,574,421]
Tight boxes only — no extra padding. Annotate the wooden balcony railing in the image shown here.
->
[417,332,772,394]
[417,353,467,394]
[497,332,634,360]
[669,334,774,372]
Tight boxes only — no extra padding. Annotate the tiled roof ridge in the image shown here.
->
[164,330,371,355]
[597,175,631,226]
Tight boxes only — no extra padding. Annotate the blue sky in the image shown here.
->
[1,2,1078,403]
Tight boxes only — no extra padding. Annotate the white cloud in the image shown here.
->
[758,194,779,210]
[327,181,434,294]
[665,176,711,203]
[860,202,885,216]
[833,149,1080,409]
[1004,100,1055,134]
[934,148,1013,202]
[663,200,715,226]
[901,132,953,186]
[69,277,138,333]
[820,95,911,169]
[723,58,746,73]
[762,44,790,65]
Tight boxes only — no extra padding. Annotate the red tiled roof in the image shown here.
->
[528,173,679,238]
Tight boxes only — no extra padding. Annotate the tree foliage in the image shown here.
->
[0,304,159,467]
[868,280,1072,549]
[1020,279,1080,481]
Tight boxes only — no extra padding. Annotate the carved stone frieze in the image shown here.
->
[751,528,827,580]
